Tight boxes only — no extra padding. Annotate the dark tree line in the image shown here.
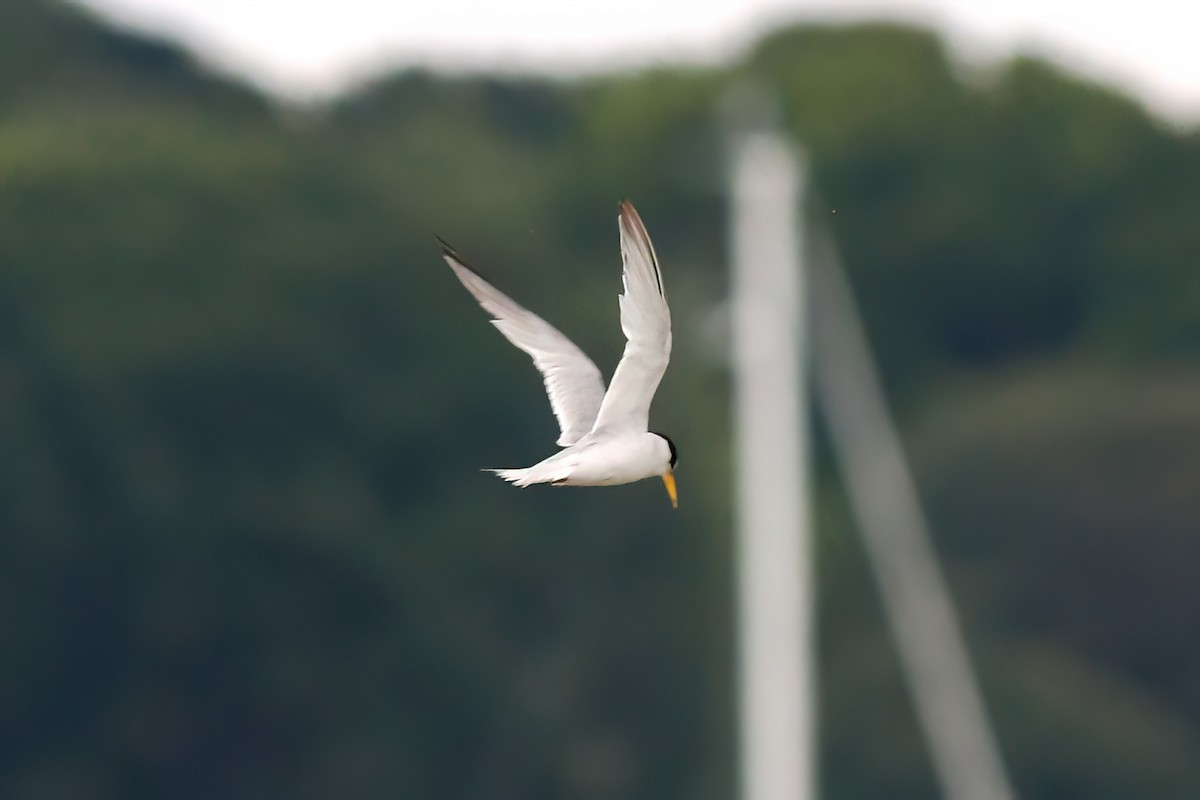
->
[2,2,1200,798]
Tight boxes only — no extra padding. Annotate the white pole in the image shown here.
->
[731,130,815,800]
[809,238,1016,800]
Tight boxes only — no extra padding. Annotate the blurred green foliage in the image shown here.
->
[2,2,1200,798]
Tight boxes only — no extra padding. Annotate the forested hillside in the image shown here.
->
[3,2,1200,798]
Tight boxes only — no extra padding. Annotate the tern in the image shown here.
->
[440,200,678,508]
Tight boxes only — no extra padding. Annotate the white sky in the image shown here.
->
[77,0,1200,123]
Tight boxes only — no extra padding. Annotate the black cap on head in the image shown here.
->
[651,431,678,469]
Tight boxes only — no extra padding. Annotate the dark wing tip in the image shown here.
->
[616,200,664,298]
[617,198,639,222]
[436,236,481,277]
[435,235,512,292]
[617,200,649,247]
[436,235,464,261]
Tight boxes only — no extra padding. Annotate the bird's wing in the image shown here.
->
[441,240,606,446]
[590,201,672,434]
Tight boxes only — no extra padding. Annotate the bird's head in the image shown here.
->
[652,431,678,509]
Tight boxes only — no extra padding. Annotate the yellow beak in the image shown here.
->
[661,471,678,509]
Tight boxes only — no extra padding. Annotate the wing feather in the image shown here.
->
[441,242,605,446]
[590,201,672,434]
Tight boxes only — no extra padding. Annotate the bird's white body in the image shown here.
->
[441,200,678,506]
[491,430,673,487]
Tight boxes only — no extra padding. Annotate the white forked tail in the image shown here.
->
[486,468,532,485]
[486,463,570,487]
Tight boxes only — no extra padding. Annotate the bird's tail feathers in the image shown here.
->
[485,464,571,487]
[486,467,530,486]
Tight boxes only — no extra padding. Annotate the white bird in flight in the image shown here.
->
[440,200,678,508]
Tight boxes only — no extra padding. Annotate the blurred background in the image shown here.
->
[3,1,1200,798]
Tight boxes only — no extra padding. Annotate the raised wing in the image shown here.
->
[590,201,672,434]
[441,240,606,446]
